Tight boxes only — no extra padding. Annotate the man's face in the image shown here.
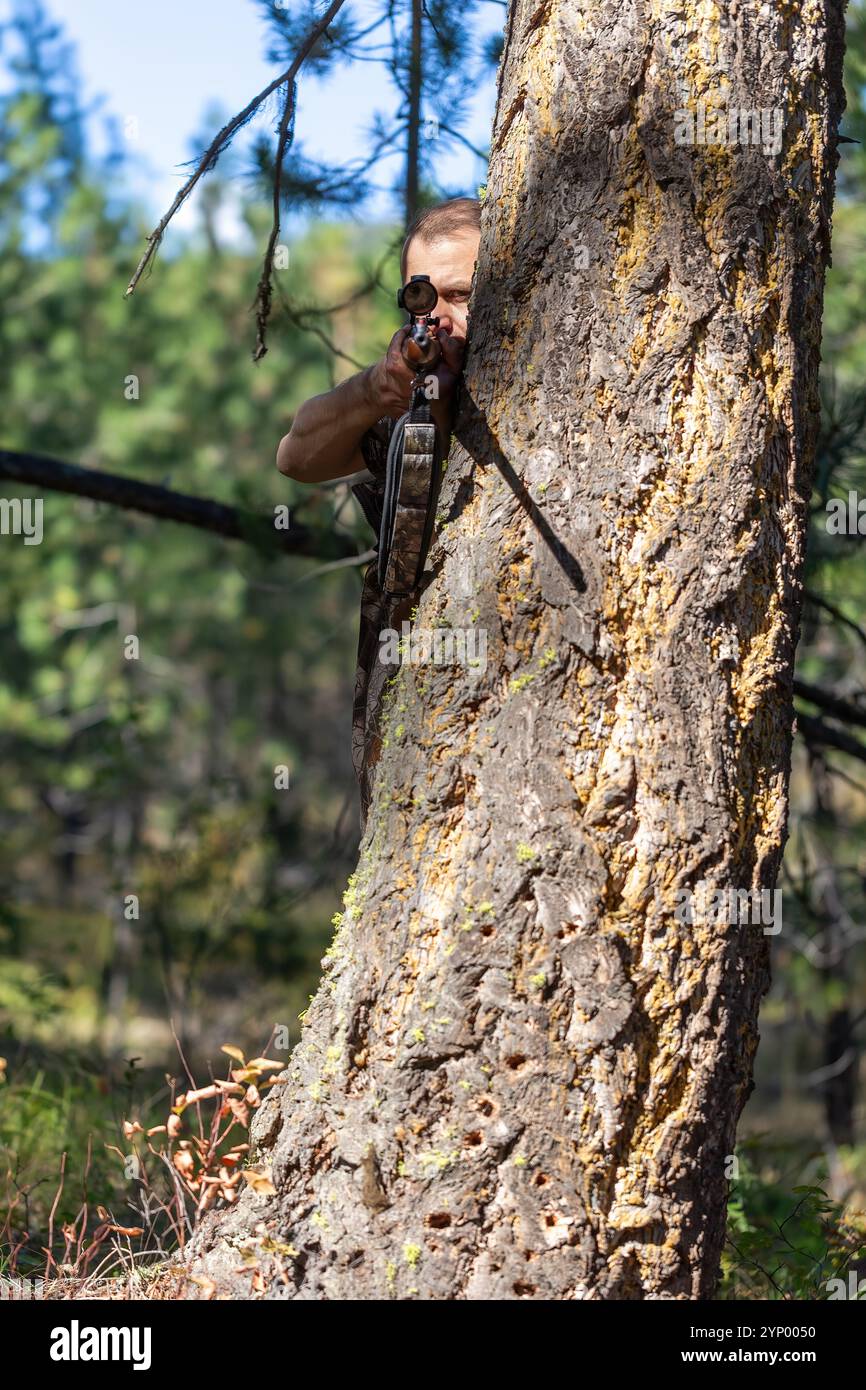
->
[404,228,480,341]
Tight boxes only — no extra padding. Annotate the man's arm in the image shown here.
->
[277,328,413,483]
[275,364,381,484]
[276,327,465,483]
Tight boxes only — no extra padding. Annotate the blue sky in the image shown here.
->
[7,0,501,242]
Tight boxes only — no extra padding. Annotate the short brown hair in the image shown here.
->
[400,197,482,279]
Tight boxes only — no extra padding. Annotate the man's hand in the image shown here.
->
[366,326,467,420]
[366,327,417,418]
[430,327,466,411]
[277,324,468,484]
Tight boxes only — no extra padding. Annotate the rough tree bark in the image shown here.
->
[185,0,847,1299]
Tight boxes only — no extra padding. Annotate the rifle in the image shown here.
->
[377,275,444,601]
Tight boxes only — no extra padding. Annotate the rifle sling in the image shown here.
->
[377,393,442,601]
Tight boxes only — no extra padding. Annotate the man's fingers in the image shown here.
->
[437,331,465,373]
[388,330,416,377]
[388,325,411,356]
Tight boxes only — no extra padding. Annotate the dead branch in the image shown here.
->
[125,0,349,325]
[0,448,359,560]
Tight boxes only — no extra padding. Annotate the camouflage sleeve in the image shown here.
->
[351,417,392,538]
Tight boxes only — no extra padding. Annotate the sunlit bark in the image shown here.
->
[185,0,847,1300]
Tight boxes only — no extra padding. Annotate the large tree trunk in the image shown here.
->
[185,0,846,1299]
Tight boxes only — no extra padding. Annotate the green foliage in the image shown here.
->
[1,0,866,1296]
[722,1142,866,1299]
[0,1055,130,1271]
[0,4,400,1122]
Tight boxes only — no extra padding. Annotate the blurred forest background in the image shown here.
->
[1,0,866,1297]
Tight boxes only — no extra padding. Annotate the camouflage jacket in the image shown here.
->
[350,418,413,832]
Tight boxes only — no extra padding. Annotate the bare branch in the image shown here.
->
[437,119,489,161]
[796,711,866,765]
[125,0,349,303]
[793,678,866,730]
[253,0,351,359]
[268,232,401,370]
[804,587,866,650]
[285,546,376,588]
[0,448,358,560]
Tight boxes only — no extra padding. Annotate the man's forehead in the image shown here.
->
[405,230,480,283]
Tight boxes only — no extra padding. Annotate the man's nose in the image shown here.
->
[435,306,453,333]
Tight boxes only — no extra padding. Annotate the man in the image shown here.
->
[277,197,482,829]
